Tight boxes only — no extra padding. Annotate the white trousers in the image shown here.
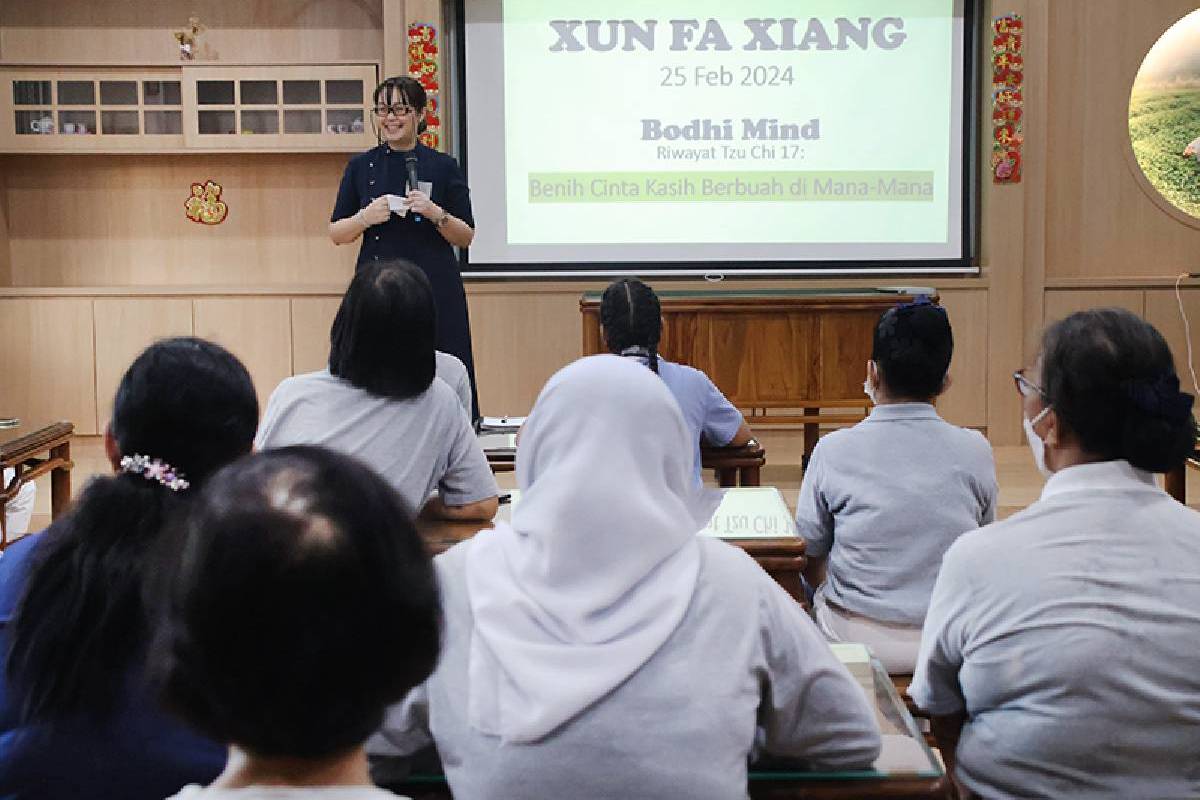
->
[3,468,37,537]
[813,593,923,675]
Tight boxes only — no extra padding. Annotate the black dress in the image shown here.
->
[331,142,478,416]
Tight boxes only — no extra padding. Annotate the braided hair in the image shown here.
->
[600,278,663,373]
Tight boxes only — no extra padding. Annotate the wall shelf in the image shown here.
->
[0,64,378,153]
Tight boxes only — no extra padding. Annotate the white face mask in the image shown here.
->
[1023,405,1053,478]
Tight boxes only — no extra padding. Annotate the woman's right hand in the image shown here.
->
[358,196,391,227]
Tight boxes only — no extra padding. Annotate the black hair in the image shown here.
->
[7,337,258,722]
[329,259,437,400]
[600,278,663,373]
[1040,308,1197,472]
[373,76,428,135]
[871,300,954,401]
[150,446,441,759]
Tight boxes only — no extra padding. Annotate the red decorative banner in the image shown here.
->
[991,14,1024,183]
[408,22,441,150]
[184,179,228,225]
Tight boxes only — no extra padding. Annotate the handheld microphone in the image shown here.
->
[405,155,422,223]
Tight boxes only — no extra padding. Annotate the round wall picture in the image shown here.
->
[1129,9,1200,219]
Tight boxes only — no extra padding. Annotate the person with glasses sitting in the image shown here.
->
[794,297,997,674]
[911,308,1200,799]
[329,75,480,418]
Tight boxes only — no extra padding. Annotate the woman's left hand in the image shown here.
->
[406,190,443,220]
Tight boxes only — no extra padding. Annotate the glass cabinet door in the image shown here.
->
[2,69,186,149]
[182,65,376,150]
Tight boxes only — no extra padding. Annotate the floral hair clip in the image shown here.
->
[119,454,190,492]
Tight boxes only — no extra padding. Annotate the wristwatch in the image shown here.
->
[435,211,451,228]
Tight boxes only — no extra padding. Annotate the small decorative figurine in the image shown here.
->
[173,16,206,61]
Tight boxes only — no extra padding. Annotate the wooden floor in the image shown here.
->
[16,431,1199,535]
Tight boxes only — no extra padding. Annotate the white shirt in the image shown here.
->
[255,370,496,511]
[910,460,1200,799]
[368,538,882,800]
[649,358,745,487]
[795,403,997,625]
[435,351,472,416]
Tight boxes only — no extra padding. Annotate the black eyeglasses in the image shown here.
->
[373,104,415,117]
[1012,368,1045,399]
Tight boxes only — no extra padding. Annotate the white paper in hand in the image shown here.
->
[386,194,409,216]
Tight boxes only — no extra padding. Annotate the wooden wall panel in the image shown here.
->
[0,298,97,434]
[980,0,1036,445]
[93,298,193,426]
[3,154,358,287]
[1144,289,1200,386]
[0,1,383,64]
[0,166,9,286]
[939,290,988,428]
[1043,289,1145,325]
[193,298,292,412]
[1044,0,1200,281]
[465,290,584,415]
[291,297,341,375]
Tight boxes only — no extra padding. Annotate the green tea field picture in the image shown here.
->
[1129,9,1200,219]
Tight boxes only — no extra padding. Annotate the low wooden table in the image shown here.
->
[705,441,767,487]
[0,421,74,547]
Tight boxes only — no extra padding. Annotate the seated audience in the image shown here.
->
[1,470,35,540]
[795,297,997,673]
[369,355,881,799]
[600,278,753,487]
[256,260,498,521]
[0,337,259,798]
[155,446,441,799]
[436,350,472,416]
[911,308,1200,799]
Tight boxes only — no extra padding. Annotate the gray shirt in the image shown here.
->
[910,460,1200,799]
[369,538,882,800]
[435,351,472,416]
[795,403,996,625]
[255,370,496,511]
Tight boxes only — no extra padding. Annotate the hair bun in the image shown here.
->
[1122,373,1195,423]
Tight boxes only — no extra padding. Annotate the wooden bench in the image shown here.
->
[0,421,74,547]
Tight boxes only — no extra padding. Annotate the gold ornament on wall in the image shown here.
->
[185,180,228,226]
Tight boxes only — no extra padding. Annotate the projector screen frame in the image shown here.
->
[449,0,983,280]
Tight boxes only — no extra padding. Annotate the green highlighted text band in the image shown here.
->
[528,171,936,202]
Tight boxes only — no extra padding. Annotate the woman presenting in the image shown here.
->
[330,76,478,416]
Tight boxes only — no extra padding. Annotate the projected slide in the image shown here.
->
[464,0,968,268]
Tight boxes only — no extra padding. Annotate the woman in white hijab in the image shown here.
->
[370,355,881,800]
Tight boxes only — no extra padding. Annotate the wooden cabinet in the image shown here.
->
[0,64,377,153]
[181,65,376,151]
[2,67,185,151]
